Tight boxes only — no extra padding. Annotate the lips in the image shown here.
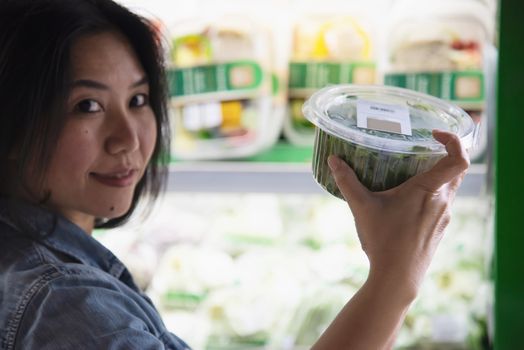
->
[90,169,137,187]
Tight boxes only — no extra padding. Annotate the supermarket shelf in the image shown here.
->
[167,162,322,194]
[167,162,488,196]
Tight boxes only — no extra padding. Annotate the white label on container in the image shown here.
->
[356,99,412,136]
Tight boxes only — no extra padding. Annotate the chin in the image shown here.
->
[92,200,133,219]
[104,206,131,219]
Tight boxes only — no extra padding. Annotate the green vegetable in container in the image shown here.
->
[304,85,476,198]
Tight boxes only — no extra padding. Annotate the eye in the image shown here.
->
[75,99,102,113]
[130,93,149,108]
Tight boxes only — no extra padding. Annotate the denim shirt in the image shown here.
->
[0,198,191,350]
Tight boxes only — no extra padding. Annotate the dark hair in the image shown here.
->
[0,0,170,228]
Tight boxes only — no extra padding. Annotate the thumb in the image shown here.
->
[328,155,370,211]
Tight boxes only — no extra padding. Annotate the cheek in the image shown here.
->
[140,116,158,160]
[46,127,97,185]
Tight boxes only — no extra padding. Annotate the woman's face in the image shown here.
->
[38,31,157,232]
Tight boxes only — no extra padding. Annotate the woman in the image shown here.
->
[0,0,469,349]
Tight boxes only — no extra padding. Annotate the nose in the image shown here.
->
[105,109,139,155]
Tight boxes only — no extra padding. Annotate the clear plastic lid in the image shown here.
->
[303,84,477,155]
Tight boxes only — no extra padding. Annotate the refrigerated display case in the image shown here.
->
[104,0,507,348]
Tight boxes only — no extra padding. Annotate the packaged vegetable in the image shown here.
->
[302,84,477,198]
[382,0,496,161]
[284,7,377,146]
[168,15,281,159]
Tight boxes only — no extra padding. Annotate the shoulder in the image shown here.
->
[13,272,161,349]
[0,228,190,350]
[0,227,61,330]
[0,232,95,349]
[1,258,186,350]
[18,268,191,350]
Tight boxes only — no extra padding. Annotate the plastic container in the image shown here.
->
[302,85,477,198]
[284,6,377,146]
[168,15,282,160]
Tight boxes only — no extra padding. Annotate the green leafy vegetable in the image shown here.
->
[312,129,443,198]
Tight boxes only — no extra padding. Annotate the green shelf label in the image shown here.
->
[384,70,485,104]
[288,61,376,91]
[168,60,264,97]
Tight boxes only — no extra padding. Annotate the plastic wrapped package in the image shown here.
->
[148,244,236,311]
[284,0,378,146]
[204,194,285,257]
[167,15,283,159]
[382,0,496,161]
[285,284,358,349]
[302,84,477,197]
[201,248,311,350]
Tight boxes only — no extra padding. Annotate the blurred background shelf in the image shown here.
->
[168,142,487,196]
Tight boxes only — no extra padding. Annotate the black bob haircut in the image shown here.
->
[0,0,170,228]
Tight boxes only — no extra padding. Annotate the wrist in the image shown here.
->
[365,267,420,305]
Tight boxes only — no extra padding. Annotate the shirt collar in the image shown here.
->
[0,197,126,279]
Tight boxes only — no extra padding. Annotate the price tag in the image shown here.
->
[357,99,412,136]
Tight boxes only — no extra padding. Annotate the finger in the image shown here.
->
[411,130,470,192]
[327,155,370,209]
[448,170,467,202]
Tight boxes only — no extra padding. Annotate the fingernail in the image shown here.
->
[328,156,340,171]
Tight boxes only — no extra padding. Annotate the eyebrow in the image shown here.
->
[70,76,149,90]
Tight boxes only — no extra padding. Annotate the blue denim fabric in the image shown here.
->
[0,198,191,350]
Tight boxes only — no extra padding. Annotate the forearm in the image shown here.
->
[311,271,416,350]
